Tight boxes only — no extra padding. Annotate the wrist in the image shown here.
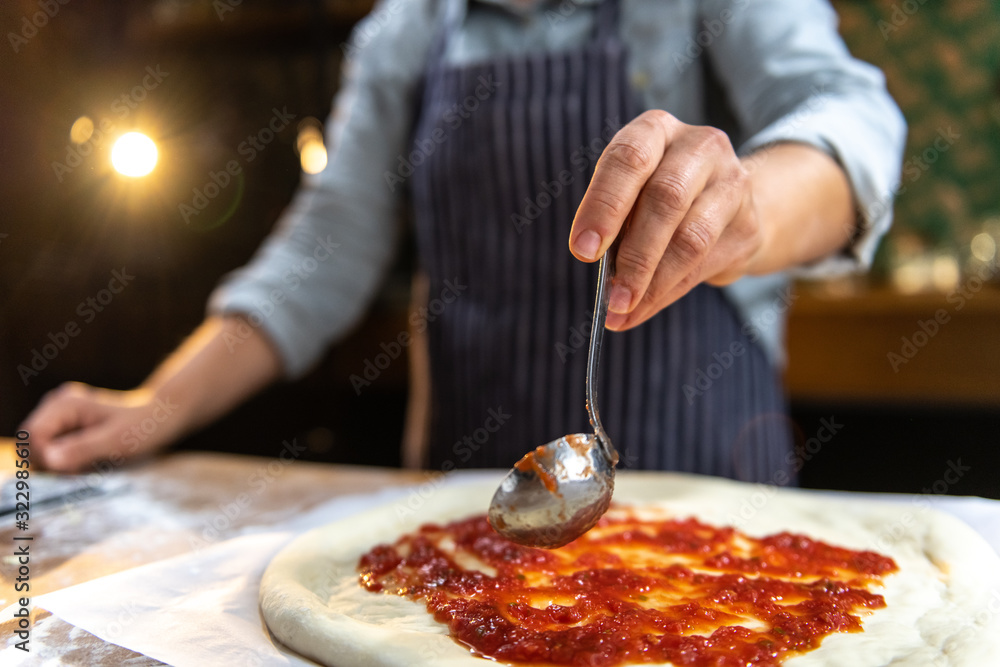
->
[740,163,773,277]
[133,382,196,445]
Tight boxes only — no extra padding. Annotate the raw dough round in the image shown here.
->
[260,471,1000,667]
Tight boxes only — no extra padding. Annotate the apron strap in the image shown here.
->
[426,0,467,65]
[593,0,622,45]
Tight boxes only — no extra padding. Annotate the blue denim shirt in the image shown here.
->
[209,0,907,377]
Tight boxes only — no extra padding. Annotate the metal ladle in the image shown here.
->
[488,243,620,548]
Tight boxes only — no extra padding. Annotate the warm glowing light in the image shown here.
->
[70,116,94,144]
[971,232,997,263]
[300,142,328,174]
[295,118,322,151]
[931,254,960,292]
[297,118,327,175]
[111,132,158,177]
[892,262,927,295]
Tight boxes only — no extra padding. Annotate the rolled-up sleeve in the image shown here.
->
[207,0,438,378]
[703,0,907,276]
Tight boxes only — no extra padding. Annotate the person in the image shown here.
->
[22,0,905,480]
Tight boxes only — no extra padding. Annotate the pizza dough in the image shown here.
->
[259,472,1000,666]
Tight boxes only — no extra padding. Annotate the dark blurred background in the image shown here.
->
[1,1,998,498]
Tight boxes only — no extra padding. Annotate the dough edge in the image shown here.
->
[260,471,1000,667]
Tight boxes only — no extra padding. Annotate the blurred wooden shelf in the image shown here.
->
[785,284,1000,407]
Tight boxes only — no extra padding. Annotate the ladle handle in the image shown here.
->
[586,237,620,467]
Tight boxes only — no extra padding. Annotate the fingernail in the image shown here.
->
[609,285,632,313]
[573,230,602,260]
[606,312,626,330]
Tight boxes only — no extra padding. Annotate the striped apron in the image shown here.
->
[409,0,794,484]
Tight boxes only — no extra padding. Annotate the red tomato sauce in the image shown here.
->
[513,445,560,493]
[359,510,897,666]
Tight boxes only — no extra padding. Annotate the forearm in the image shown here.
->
[139,315,282,440]
[743,143,856,277]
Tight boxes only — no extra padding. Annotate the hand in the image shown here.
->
[19,382,183,473]
[568,110,767,331]
[19,316,283,473]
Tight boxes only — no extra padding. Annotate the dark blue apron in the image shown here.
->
[409,0,794,484]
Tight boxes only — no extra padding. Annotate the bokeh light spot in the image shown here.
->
[300,142,328,175]
[971,232,996,263]
[297,118,328,175]
[70,116,94,144]
[111,132,158,177]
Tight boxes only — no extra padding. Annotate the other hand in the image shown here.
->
[19,382,182,473]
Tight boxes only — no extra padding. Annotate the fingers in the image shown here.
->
[571,112,760,333]
[19,382,124,472]
[569,110,677,262]
[40,422,123,473]
[606,176,758,331]
[607,127,724,315]
[587,119,758,331]
[20,383,97,464]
